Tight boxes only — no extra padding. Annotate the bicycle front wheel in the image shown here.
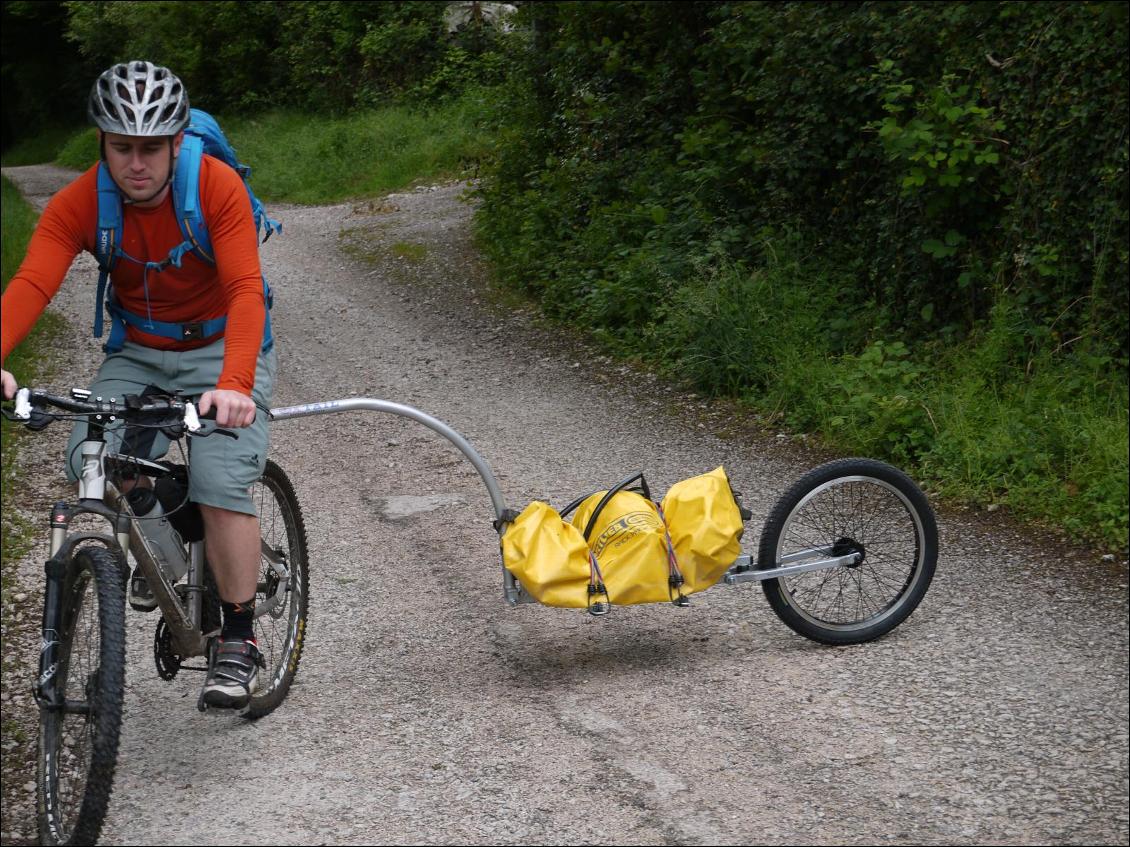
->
[245,458,309,718]
[37,546,126,846]
[757,458,938,645]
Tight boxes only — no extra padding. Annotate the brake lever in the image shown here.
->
[192,420,239,439]
[1,392,53,429]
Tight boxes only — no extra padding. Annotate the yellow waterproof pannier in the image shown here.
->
[499,501,596,609]
[501,466,747,613]
[661,465,745,593]
[570,488,677,606]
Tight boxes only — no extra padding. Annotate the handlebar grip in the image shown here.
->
[13,388,32,420]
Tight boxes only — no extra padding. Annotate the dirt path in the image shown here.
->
[1,164,1127,846]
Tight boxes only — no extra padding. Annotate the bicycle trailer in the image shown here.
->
[269,396,938,645]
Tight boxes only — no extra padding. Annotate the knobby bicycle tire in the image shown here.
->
[757,458,938,645]
[37,545,127,846]
[244,458,310,718]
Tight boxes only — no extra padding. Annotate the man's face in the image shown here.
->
[101,131,183,207]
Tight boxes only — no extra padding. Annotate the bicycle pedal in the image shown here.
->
[129,571,158,612]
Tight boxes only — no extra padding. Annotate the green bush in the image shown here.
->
[476,1,1129,547]
[56,1,501,114]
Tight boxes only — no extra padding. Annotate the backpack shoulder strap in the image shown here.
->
[93,163,123,339]
[170,134,213,265]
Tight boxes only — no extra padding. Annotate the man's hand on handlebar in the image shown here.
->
[1,369,16,401]
[198,388,256,428]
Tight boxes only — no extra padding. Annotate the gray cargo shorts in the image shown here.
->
[65,340,277,516]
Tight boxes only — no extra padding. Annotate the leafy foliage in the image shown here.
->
[55,1,506,113]
[479,1,1128,358]
[475,1,1129,546]
[1,1,92,149]
[3,0,514,149]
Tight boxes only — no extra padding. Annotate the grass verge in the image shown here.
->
[1,124,83,166]
[55,89,495,204]
[2,176,63,576]
[646,256,1130,550]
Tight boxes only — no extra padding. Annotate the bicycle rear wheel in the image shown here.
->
[757,458,937,645]
[37,546,126,846]
[245,458,309,718]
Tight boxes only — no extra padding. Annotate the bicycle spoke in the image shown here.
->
[778,477,919,625]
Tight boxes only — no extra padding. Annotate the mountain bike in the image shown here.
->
[3,386,308,847]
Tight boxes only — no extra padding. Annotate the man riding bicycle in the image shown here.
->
[1,60,273,709]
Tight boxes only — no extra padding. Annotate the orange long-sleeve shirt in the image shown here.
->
[1,156,266,394]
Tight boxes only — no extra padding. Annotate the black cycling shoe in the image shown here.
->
[128,568,158,612]
[200,638,262,710]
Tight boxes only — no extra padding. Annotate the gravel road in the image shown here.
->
[1,164,1127,846]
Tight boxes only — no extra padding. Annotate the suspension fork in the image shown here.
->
[36,503,71,709]
[35,502,130,710]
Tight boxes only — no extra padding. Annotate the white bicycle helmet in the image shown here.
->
[88,60,190,136]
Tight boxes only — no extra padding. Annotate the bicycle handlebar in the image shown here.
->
[4,386,219,437]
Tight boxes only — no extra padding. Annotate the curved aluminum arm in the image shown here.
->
[269,398,510,523]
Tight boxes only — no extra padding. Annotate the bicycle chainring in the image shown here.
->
[153,615,183,681]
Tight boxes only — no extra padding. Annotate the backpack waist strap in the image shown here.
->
[103,295,273,355]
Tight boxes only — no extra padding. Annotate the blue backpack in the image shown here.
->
[93,108,282,354]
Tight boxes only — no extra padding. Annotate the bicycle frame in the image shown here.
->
[37,419,298,708]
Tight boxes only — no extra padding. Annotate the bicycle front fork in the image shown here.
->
[34,501,130,710]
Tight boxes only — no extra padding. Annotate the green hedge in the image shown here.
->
[479,1,1128,356]
[475,1,1129,547]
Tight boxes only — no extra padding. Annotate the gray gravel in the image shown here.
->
[1,164,1127,846]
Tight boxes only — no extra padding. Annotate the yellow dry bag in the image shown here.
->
[501,467,748,614]
[660,465,746,593]
[570,484,683,607]
[500,501,606,610]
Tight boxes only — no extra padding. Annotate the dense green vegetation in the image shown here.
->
[1,1,1126,549]
[1,178,63,570]
[3,0,507,133]
[475,1,1129,548]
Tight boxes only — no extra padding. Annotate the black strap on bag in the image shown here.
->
[560,471,652,539]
